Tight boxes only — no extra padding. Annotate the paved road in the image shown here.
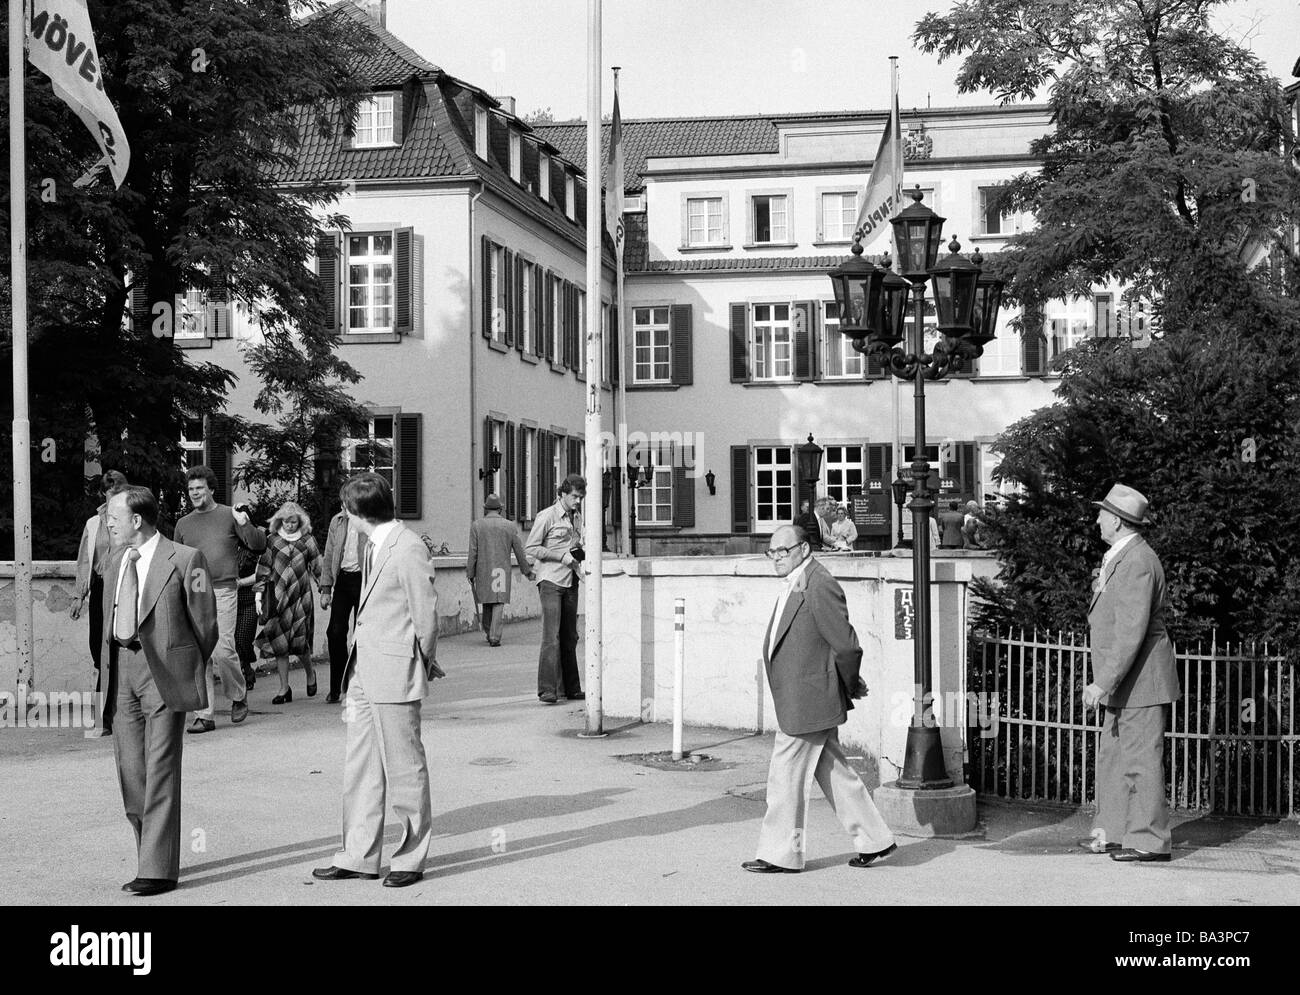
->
[2,620,1297,905]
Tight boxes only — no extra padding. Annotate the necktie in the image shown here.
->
[114,548,141,643]
[363,543,373,587]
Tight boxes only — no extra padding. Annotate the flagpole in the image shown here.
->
[10,0,34,691]
[580,0,606,738]
[888,55,902,547]
[612,67,629,557]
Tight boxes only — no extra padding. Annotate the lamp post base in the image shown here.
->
[872,782,978,838]
[896,723,953,790]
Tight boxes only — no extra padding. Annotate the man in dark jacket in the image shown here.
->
[466,495,533,646]
[742,524,896,873]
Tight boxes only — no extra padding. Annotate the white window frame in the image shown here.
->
[751,303,794,382]
[565,174,576,220]
[488,420,504,497]
[509,131,522,182]
[342,411,398,488]
[489,243,507,343]
[750,193,789,245]
[753,445,795,533]
[354,94,395,148]
[820,190,858,242]
[632,306,672,384]
[522,426,535,519]
[820,300,863,379]
[474,105,489,159]
[577,289,587,373]
[1045,296,1095,359]
[520,261,533,353]
[539,151,551,201]
[686,195,725,247]
[175,288,208,340]
[346,233,395,335]
[180,413,205,472]
[635,448,674,526]
[978,185,1010,236]
[821,444,864,509]
[550,274,562,361]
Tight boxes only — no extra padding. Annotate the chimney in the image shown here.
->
[495,96,516,117]
[353,0,386,28]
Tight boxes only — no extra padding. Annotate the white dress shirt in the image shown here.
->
[340,519,361,572]
[1098,531,1138,591]
[112,530,161,631]
[365,520,399,581]
[768,555,813,659]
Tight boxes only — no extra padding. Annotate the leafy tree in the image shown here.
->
[0,0,373,556]
[521,106,555,124]
[914,0,1300,648]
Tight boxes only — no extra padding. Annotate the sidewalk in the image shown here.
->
[2,619,1297,905]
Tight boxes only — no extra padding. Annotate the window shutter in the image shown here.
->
[391,90,405,145]
[514,256,525,352]
[730,445,750,533]
[669,304,693,385]
[794,300,815,381]
[504,421,516,519]
[609,306,620,384]
[729,303,749,383]
[672,444,695,527]
[867,347,888,377]
[206,436,231,506]
[561,282,572,367]
[1023,332,1046,375]
[867,443,893,483]
[394,226,414,335]
[959,441,977,502]
[481,236,493,339]
[206,284,230,339]
[536,430,548,510]
[316,233,341,335]
[482,416,494,502]
[567,438,582,479]
[503,248,515,347]
[394,413,422,519]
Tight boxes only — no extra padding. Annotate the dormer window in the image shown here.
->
[509,132,522,182]
[565,173,575,220]
[539,151,551,201]
[355,94,395,148]
[475,105,489,159]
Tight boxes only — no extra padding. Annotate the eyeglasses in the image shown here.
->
[765,545,803,560]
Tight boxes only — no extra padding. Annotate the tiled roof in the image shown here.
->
[309,1,440,85]
[636,254,873,275]
[622,212,648,272]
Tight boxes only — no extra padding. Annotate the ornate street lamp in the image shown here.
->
[827,242,885,338]
[796,434,824,514]
[827,184,998,801]
[626,458,649,557]
[968,248,1006,350]
[601,469,614,552]
[890,470,910,548]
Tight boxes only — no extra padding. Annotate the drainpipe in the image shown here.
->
[468,181,484,525]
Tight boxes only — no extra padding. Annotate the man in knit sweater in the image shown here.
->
[174,465,266,732]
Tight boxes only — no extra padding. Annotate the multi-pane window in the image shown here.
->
[474,105,488,158]
[342,414,396,487]
[821,301,863,378]
[978,186,1009,235]
[822,445,864,508]
[754,446,794,529]
[821,191,857,241]
[522,426,535,519]
[520,262,533,352]
[752,195,788,244]
[635,452,673,525]
[565,175,576,220]
[509,132,522,181]
[355,94,395,147]
[1045,296,1095,358]
[488,243,507,343]
[180,415,205,471]
[550,274,563,360]
[176,289,207,339]
[633,306,671,383]
[347,234,394,333]
[751,303,793,381]
[686,197,724,246]
[488,420,503,496]
[539,152,551,200]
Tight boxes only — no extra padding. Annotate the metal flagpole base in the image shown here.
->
[896,723,953,789]
[577,731,609,739]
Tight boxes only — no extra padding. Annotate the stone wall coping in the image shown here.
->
[1,555,474,580]
[598,551,997,582]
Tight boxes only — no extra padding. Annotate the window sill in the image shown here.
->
[741,241,798,250]
[969,232,1012,241]
[487,338,510,353]
[740,380,802,388]
[812,239,854,248]
[549,361,569,375]
[634,524,683,534]
[678,243,732,253]
[350,141,401,151]
[520,351,539,365]
[628,382,681,392]
[813,377,881,386]
[341,331,401,344]
[174,337,212,350]
[971,374,1032,382]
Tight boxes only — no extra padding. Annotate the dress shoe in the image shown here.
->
[306,677,318,697]
[539,692,558,704]
[1077,837,1121,854]
[127,878,177,897]
[231,697,249,724]
[271,687,292,705]
[741,859,799,874]
[325,693,340,704]
[382,870,424,888]
[121,878,144,892]
[186,718,215,735]
[488,639,501,647]
[1110,848,1171,863]
[849,842,897,868]
[567,691,586,701]
[311,866,379,881]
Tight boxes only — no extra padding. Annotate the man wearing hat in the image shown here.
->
[1080,483,1180,863]
[466,495,533,647]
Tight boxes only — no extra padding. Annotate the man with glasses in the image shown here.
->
[742,525,896,874]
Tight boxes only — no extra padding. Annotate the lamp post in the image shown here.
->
[890,471,909,548]
[601,469,614,552]
[626,458,647,556]
[827,185,1005,796]
[796,433,824,521]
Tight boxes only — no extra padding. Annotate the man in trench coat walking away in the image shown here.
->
[742,524,897,873]
[466,495,533,646]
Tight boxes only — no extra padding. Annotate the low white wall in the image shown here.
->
[0,559,540,693]
[599,551,999,786]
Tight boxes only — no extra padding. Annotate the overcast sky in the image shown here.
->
[385,0,1300,119]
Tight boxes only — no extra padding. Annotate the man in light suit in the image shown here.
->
[313,473,440,888]
[742,524,897,873]
[1081,484,1181,863]
[103,486,217,897]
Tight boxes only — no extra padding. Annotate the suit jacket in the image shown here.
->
[319,510,372,591]
[762,557,863,736]
[346,523,441,703]
[466,514,530,604]
[1088,535,1180,708]
[101,537,218,712]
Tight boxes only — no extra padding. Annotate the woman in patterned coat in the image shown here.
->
[255,501,322,704]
